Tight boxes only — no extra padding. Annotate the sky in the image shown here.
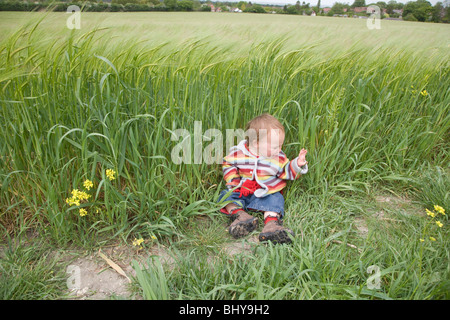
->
[226,0,442,7]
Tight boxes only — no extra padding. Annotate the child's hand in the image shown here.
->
[297,148,308,167]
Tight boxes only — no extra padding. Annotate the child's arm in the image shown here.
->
[278,150,308,180]
[222,156,241,189]
[297,148,308,167]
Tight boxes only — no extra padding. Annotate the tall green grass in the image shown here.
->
[0,238,67,299]
[0,13,448,248]
[131,192,449,300]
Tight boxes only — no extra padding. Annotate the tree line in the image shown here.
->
[325,0,449,22]
[0,0,448,23]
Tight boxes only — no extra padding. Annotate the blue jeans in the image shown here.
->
[217,189,285,217]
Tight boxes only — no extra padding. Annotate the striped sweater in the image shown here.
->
[222,140,308,197]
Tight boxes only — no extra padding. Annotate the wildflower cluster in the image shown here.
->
[106,169,116,181]
[132,238,144,249]
[132,236,157,250]
[83,179,94,190]
[65,169,117,218]
[404,85,429,97]
[66,187,91,207]
[420,205,445,243]
[79,208,88,217]
[66,179,94,217]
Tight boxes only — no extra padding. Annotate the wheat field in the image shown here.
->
[0,11,449,299]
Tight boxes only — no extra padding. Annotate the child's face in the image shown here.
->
[250,128,285,158]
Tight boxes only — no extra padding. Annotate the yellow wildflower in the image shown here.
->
[434,205,445,215]
[132,238,144,247]
[83,179,94,191]
[66,197,80,207]
[71,189,80,198]
[429,236,436,241]
[426,209,436,218]
[419,238,424,242]
[71,189,89,200]
[151,235,157,240]
[79,208,87,217]
[436,221,443,228]
[67,191,78,204]
[79,192,89,201]
[66,188,91,207]
[106,169,116,181]
[420,90,428,96]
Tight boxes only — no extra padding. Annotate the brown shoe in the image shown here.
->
[228,209,258,239]
[259,216,294,244]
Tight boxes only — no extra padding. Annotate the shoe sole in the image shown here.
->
[229,218,258,239]
[259,229,294,244]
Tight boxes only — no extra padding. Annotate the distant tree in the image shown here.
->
[201,4,211,11]
[403,0,433,22]
[164,0,177,10]
[244,3,265,13]
[113,0,139,5]
[330,2,347,14]
[431,1,443,22]
[191,0,202,10]
[351,0,365,7]
[375,1,387,9]
[284,4,300,14]
[385,0,404,14]
[178,0,193,11]
[392,0,404,9]
[403,13,418,20]
[444,3,450,23]
[386,1,395,14]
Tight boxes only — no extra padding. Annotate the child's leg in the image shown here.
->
[246,192,294,244]
[263,211,280,224]
[217,190,258,238]
[224,203,239,214]
[217,190,245,214]
[246,192,285,218]
[263,211,279,219]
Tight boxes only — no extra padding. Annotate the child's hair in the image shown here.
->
[245,113,285,144]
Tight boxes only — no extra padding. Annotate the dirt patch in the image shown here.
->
[375,194,423,213]
[65,233,261,300]
[67,255,133,299]
[352,193,425,239]
[376,193,426,218]
[354,217,369,238]
[219,235,259,256]
[64,243,175,300]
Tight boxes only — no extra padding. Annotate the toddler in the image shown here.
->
[217,113,308,244]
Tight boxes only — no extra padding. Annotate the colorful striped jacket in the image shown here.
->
[222,140,308,197]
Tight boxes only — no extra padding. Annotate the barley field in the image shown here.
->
[0,11,449,300]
